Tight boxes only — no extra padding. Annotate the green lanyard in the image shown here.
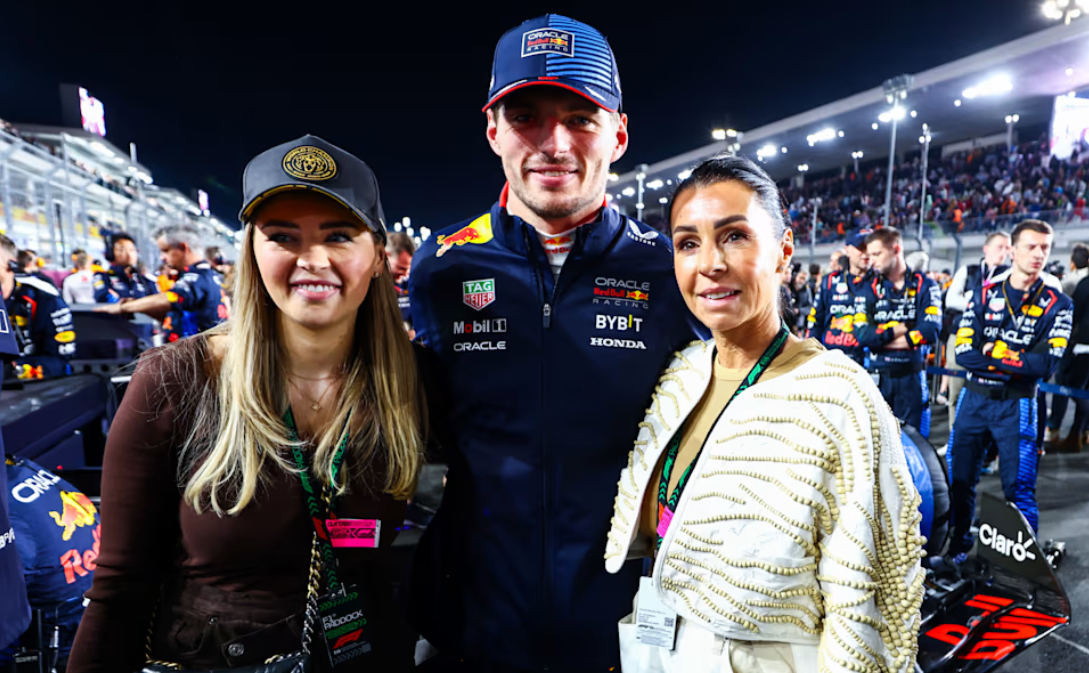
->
[656,324,790,548]
[285,408,350,592]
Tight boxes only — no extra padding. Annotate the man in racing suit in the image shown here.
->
[408,14,704,673]
[2,456,99,670]
[807,227,872,364]
[942,232,1010,419]
[0,237,31,651]
[855,226,942,436]
[93,234,158,303]
[947,220,1073,561]
[96,224,226,341]
[1,236,76,380]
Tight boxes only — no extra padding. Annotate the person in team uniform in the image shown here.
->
[947,220,1073,563]
[942,232,1010,419]
[2,457,100,671]
[854,227,942,436]
[806,227,872,364]
[0,248,30,665]
[1,235,77,380]
[408,15,704,672]
[96,224,226,342]
[94,234,158,303]
[386,232,415,331]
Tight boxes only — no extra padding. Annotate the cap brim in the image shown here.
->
[482,80,619,113]
[239,184,386,242]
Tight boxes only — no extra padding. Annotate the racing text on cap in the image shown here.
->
[282,146,338,182]
[521,29,575,57]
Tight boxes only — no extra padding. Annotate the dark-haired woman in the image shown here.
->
[605,153,924,673]
[68,136,434,672]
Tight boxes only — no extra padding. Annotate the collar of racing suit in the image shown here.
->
[489,184,624,262]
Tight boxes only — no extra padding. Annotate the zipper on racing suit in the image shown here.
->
[522,223,584,665]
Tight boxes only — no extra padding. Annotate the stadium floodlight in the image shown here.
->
[1043,0,1089,23]
[798,164,809,172]
[910,110,918,118]
[608,172,619,182]
[851,151,864,173]
[678,169,693,180]
[878,107,907,123]
[421,227,431,240]
[872,122,880,130]
[647,179,665,190]
[712,128,727,141]
[394,221,402,232]
[756,144,778,160]
[962,75,1013,100]
[622,186,636,197]
[1068,67,1076,76]
[806,128,839,146]
[636,202,645,210]
[1005,114,1020,149]
[659,197,668,204]
[954,99,962,107]
[781,147,788,153]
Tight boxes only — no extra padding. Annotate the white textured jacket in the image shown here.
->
[604,340,925,673]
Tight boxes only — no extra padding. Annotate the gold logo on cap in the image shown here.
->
[282,146,337,181]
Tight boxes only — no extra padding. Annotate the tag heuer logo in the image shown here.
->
[462,279,496,311]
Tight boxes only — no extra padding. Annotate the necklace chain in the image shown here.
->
[288,374,342,412]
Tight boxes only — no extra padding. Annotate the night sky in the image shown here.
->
[0,1,1050,230]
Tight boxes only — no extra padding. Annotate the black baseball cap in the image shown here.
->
[239,134,387,243]
[484,14,622,113]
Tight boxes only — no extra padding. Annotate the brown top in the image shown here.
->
[68,335,435,672]
[639,338,825,541]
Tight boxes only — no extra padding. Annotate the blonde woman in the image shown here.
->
[604,154,924,673]
[68,136,430,672]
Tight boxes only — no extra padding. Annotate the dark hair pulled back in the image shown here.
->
[667,153,788,238]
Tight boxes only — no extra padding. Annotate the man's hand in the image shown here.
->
[982,342,995,356]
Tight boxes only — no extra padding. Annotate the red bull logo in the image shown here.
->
[50,491,97,541]
[436,214,494,257]
[626,290,649,301]
[829,315,854,333]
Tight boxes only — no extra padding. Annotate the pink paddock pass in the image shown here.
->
[325,518,381,548]
[656,508,675,538]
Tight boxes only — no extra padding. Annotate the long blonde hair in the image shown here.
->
[181,223,424,515]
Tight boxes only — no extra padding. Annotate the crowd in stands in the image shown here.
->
[784,133,1089,245]
[0,116,139,198]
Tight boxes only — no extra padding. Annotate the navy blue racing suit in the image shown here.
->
[2,458,99,665]
[5,276,76,379]
[164,262,226,342]
[947,276,1072,551]
[408,196,706,671]
[0,367,31,658]
[806,269,871,365]
[93,264,158,303]
[854,268,943,436]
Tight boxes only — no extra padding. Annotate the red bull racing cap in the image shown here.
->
[484,14,622,113]
[846,228,874,250]
[239,134,387,243]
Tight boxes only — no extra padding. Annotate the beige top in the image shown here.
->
[638,337,825,541]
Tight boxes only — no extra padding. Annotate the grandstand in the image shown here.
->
[0,120,235,270]
[610,18,1089,272]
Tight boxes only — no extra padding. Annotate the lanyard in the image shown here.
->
[285,408,350,592]
[1001,278,1045,334]
[656,324,790,549]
